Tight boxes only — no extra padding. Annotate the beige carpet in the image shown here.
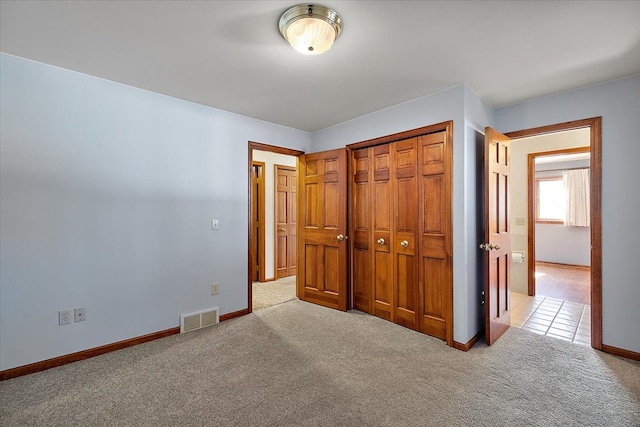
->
[1,300,639,426]
[252,275,296,310]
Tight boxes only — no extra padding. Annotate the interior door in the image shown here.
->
[275,166,296,279]
[352,148,373,313]
[297,149,348,311]
[251,161,265,282]
[372,144,394,321]
[392,138,419,329]
[418,131,452,342]
[483,127,511,345]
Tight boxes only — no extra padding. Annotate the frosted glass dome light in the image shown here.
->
[279,4,342,56]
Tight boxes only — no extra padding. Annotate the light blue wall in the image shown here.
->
[496,74,640,352]
[0,54,311,370]
[2,52,637,371]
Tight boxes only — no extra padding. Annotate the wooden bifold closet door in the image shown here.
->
[351,128,452,344]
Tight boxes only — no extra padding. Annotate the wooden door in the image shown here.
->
[352,148,373,313]
[251,161,265,282]
[297,149,348,311]
[351,144,394,319]
[392,138,419,329]
[484,127,511,345]
[372,144,394,321]
[275,166,296,279]
[418,131,452,343]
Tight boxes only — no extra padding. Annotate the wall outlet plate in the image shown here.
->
[74,307,86,322]
[211,283,220,295]
[59,310,72,325]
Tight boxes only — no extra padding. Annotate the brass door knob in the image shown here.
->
[377,238,385,245]
[337,234,345,241]
[279,228,286,232]
[479,243,501,251]
[400,240,409,248]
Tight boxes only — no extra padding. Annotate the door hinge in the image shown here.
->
[481,291,485,305]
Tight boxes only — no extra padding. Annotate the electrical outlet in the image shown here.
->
[59,310,72,325]
[211,219,219,230]
[211,283,220,295]
[74,307,86,322]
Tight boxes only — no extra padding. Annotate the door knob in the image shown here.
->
[377,238,385,245]
[337,234,345,241]
[279,228,286,232]
[400,240,409,248]
[479,243,501,251]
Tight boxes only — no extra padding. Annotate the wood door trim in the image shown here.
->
[346,121,452,151]
[0,305,251,381]
[601,345,640,361]
[505,118,598,140]
[453,329,483,352]
[0,327,180,381]
[219,308,251,322]
[346,146,355,310]
[506,116,602,351]
[249,142,304,314]
[527,145,590,296]
[249,141,304,157]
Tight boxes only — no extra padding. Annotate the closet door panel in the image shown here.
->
[393,138,418,330]
[372,145,393,320]
[353,149,372,312]
[418,132,452,342]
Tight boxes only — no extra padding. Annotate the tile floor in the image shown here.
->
[511,292,591,346]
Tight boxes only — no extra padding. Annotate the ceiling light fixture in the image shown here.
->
[279,4,342,56]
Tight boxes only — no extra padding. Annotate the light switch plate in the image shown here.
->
[212,219,219,230]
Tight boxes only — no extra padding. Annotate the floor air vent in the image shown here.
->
[180,307,219,333]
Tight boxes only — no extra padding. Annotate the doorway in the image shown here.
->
[248,142,304,312]
[530,147,591,304]
[505,118,602,349]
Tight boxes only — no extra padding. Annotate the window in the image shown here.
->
[536,177,564,223]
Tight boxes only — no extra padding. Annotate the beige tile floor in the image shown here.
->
[510,292,591,346]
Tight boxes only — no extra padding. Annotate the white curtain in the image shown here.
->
[563,168,590,227]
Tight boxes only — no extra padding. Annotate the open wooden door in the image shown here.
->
[297,149,348,311]
[483,127,511,345]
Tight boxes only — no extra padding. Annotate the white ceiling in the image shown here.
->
[1,1,639,132]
